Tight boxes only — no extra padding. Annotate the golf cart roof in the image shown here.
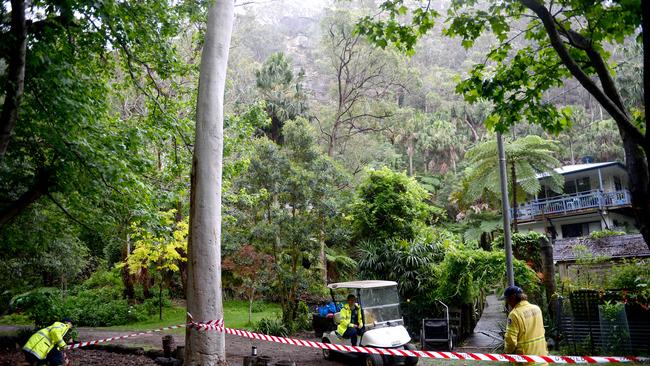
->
[327,280,398,289]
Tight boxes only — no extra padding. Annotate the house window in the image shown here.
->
[613,176,622,191]
[576,177,591,192]
[565,180,577,195]
[562,223,587,238]
[561,221,598,238]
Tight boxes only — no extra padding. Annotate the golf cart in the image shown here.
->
[321,280,418,366]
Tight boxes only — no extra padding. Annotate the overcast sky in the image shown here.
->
[236,0,332,16]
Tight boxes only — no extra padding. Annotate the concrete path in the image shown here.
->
[458,294,506,353]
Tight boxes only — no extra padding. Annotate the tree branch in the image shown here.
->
[519,0,644,144]
[0,169,51,230]
[46,193,95,232]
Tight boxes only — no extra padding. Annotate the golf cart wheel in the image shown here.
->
[322,338,334,360]
[403,343,418,366]
[365,354,384,366]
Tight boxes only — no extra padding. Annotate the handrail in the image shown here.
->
[513,189,631,220]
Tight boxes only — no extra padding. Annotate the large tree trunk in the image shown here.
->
[185,1,234,365]
[0,0,27,156]
[638,0,650,247]
[620,131,650,246]
[539,236,557,318]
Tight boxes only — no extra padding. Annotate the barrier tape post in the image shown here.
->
[63,315,649,364]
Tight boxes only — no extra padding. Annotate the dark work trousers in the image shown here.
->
[342,327,365,346]
[23,349,65,366]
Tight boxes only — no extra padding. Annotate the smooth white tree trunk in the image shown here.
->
[185,1,234,365]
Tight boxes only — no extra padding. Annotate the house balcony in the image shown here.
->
[513,189,632,222]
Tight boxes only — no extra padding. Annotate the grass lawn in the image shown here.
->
[103,300,280,332]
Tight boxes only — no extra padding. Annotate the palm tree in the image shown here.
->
[461,135,564,231]
[256,52,307,144]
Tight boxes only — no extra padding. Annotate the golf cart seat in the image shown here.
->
[333,312,341,324]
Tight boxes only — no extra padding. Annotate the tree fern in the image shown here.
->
[458,135,564,212]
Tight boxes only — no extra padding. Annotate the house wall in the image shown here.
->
[538,165,628,196]
[557,261,615,285]
[518,164,633,238]
[518,213,604,239]
[556,257,648,284]
[606,212,637,232]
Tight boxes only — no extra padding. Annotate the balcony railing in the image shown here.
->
[513,189,631,221]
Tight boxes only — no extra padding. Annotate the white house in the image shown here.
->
[516,162,636,239]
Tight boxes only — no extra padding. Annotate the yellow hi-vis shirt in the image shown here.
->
[23,322,71,360]
[336,303,363,335]
[505,301,547,365]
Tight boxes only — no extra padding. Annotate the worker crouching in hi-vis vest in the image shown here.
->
[502,286,548,366]
[337,294,364,346]
[23,318,73,366]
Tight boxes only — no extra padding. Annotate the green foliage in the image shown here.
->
[256,53,307,143]
[10,288,65,328]
[9,286,152,328]
[230,117,350,329]
[293,301,312,332]
[606,260,650,298]
[80,264,123,291]
[599,301,632,354]
[492,232,545,271]
[589,230,626,240]
[432,249,541,304]
[355,1,438,55]
[0,203,91,309]
[253,317,290,337]
[350,167,435,242]
[459,135,563,207]
[357,229,454,299]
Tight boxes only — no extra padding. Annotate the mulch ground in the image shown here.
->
[0,348,158,366]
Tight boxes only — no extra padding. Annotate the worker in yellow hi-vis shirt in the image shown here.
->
[23,318,73,365]
[502,286,548,366]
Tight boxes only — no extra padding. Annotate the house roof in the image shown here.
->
[553,234,650,262]
[536,162,625,179]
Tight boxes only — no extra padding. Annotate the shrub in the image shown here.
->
[589,230,625,239]
[251,301,267,313]
[10,288,64,328]
[11,286,146,327]
[141,294,172,316]
[293,301,312,331]
[607,260,649,289]
[350,167,435,242]
[62,288,144,327]
[254,317,289,337]
[80,265,123,291]
[433,249,541,304]
[492,231,545,271]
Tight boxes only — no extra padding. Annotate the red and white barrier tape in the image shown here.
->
[65,314,223,350]
[66,323,188,349]
[64,315,649,364]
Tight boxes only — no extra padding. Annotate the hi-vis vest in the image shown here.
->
[23,322,71,360]
[337,303,363,335]
[505,301,547,364]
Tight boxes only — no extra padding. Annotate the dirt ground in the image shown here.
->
[0,348,159,366]
[0,327,348,366]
